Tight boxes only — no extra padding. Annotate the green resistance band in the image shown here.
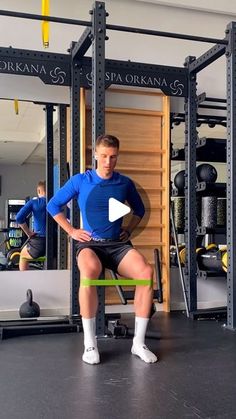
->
[21,256,46,262]
[81,279,153,286]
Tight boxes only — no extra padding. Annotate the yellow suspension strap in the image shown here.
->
[42,0,50,48]
[178,246,206,267]
[196,247,206,266]
[14,99,19,115]
[221,249,227,273]
[81,279,153,287]
[179,247,186,265]
[206,243,218,251]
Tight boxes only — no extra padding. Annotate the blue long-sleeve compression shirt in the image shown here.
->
[16,197,47,236]
[47,170,145,240]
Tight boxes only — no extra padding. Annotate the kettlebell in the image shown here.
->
[19,289,40,318]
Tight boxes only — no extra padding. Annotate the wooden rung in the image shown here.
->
[107,87,164,97]
[106,107,164,116]
[136,187,165,192]
[119,149,166,155]
[118,167,165,173]
[137,205,166,210]
[140,224,166,229]
[132,224,165,230]
[135,207,165,211]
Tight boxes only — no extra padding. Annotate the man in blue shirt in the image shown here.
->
[16,181,46,271]
[47,135,157,365]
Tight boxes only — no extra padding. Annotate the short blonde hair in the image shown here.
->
[37,181,46,192]
[96,134,120,149]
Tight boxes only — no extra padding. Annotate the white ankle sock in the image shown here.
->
[82,346,100,365]
[82,317,100,365]
[131,316,158,363]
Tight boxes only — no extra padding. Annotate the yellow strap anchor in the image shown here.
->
[14,99,19,115]
[42,0,50,48]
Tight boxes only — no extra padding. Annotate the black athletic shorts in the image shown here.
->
[25,236,46,259]
[76,240,133,273]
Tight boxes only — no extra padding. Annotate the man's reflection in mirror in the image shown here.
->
[16,181,46,271]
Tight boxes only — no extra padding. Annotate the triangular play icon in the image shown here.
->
[109,197,130,222]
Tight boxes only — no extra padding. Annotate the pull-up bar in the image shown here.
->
[0,9,228,45]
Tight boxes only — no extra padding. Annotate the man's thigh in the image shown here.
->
[116,248,150,278]
[106,242,133,272]
[77,247,103,273]
[20,246,32,260]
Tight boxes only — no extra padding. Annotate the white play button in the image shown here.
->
[109,197,131,222]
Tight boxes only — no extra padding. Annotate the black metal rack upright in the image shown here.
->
[70,2,106,334]
[45,104,55,270]
[225,22,236,329]
[57,104,68,270]
[184,56,198,313]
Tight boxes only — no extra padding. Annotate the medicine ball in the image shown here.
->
[174,170,185,194]
[196,164,217,183]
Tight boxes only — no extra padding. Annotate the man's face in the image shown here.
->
[95,145,119,175]
[37,187,45,197]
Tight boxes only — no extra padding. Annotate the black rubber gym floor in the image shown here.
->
[0,311,236,419]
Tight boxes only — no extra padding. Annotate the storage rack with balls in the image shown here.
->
[171,95,228,319]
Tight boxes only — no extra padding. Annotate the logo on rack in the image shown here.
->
[49,67,66,84]
[170,80,184,95]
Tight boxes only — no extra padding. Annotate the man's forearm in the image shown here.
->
[19,223,32,237]
[53,212,74,237]
[53,212,92,242]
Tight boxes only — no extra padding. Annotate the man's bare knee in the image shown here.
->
[137,263,153,280]
[80,267,102,278]
[77,249,102,278]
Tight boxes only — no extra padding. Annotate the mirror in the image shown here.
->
[0,99,58,271]
[0,97,71,322]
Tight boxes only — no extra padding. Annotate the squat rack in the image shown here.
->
[0,1,236,333]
